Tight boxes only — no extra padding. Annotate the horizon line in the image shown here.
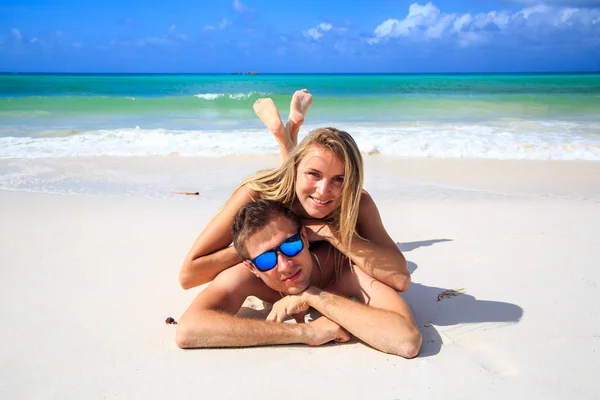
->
[1,71,599,76]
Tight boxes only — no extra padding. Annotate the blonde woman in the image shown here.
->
[179,91,410,292]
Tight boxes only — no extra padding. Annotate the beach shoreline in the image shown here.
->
[1,155,599,202]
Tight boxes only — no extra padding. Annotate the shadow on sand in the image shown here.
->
[236,239,523,358]
[398,239,524,357]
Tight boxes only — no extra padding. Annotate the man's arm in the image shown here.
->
[175,265,349,348]
[267,266,421,358]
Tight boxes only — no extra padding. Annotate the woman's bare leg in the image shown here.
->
[253,98,289,167]
[285,89,313,148]
[254,90,313,167]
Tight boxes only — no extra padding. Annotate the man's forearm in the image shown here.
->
[179,246,242,289]
[176,310,309,348]
[304,288,419,356]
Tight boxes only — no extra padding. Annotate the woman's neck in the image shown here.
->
[290,200,311,219]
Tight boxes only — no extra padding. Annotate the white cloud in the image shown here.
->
[202,18,230,32]
[516,4,551,19]
[11,28,22,41]
[304,28,323,40]
[303,22,334,40]
[233,0,251,13]
[452,13,472,32]
[72,42,83,48]
[219,18,231,29]
[318,23,333,32]
[425,13,455,38]
[30,37,39,44]
[470,10,511,30]
[371,2,440,42]
[168,25,176,33]
[369,2,600,46]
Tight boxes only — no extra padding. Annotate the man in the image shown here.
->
[176,200,421,358]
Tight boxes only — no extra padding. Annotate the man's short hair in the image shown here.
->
[232,199,301,260]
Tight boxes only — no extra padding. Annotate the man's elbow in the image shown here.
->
[383,327,423,359]
[391,329,422,359]
[175,324,193,349]
[397,338,422,359]
[175,318,207,349]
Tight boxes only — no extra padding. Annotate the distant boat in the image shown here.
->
[247,71,258,75]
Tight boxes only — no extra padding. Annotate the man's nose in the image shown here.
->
[276,251,295,271]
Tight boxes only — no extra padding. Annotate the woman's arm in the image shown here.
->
[303,191,410,292]
[178,185,257,290]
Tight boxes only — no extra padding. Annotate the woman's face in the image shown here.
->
[295,145,345,219]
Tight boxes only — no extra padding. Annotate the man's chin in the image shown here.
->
[282,281,310,296]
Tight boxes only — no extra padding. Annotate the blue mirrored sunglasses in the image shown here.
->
[249,231,304,272]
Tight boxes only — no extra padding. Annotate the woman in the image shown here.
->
[179,91,410,292]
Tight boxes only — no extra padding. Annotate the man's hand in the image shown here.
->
[305,316,351,346]
[267,294,309,323]
[301,218,337,243]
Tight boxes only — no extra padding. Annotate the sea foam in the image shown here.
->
[1,120,599,161]
[193,92,265,100]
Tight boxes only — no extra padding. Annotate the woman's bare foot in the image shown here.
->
[253,98,288,145]
[287,89,312,145]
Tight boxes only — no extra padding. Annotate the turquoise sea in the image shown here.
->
[1,73,599,159]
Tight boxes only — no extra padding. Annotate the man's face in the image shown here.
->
[243,216,313,295]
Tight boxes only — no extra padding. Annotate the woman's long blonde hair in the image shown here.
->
[242,127,364,250]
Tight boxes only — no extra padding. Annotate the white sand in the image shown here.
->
[1,157,599,399]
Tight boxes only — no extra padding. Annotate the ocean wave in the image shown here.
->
[1,121,599,161]
[194,93,222,100]
[193,92,266,100]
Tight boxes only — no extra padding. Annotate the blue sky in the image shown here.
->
[1,0,599,73]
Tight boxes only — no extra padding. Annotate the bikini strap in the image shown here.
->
[311,251,324,289]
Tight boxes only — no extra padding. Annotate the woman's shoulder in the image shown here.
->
[221,184,261,212]
[356,189,381,223]
[358,189,376,209]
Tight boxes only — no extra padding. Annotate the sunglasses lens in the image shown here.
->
[251,232,303,272]
[253,251,277,272]
[280,235,303,257]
